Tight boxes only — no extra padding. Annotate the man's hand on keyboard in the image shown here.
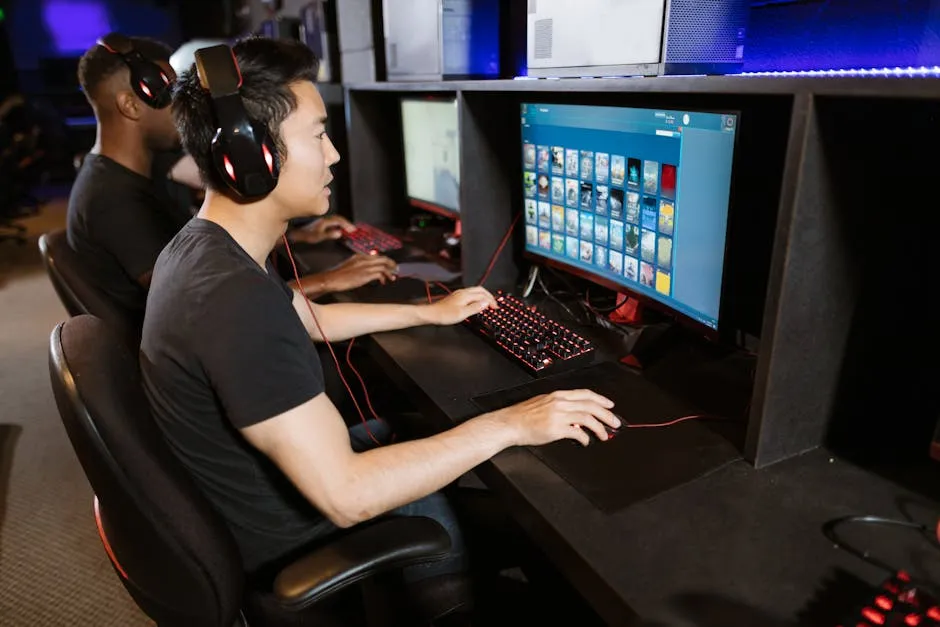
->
[490,389,619,447]
[422,287,498,326]
[319,254,398,292]
[290,215,355,245]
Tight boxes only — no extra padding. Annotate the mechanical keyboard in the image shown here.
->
[342,223,404,256]
[840,571,940,626]
[464,291,595,377]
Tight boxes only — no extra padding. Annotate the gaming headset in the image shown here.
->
[96,33,173,109]
[194,44,280,200]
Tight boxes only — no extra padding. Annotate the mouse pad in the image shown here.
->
[471,362,742,514]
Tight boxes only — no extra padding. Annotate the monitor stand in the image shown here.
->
[606,294,681,369]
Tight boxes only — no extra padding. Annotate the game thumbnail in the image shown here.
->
[596,185,609,215]
[661,164,677,199]
[539,230,551,250]
[608,250,623,275]
[580,150,594,180]
[609,188,624,220]
[625,191,640,224]
[594,217,608,245]
[524,172,536,198]
[538,202,551,229]
[565,208,579,236]
[537,146,550,172]
[566,179,579,208]
[624,224,639,256]
[566,236,579,259]
[579,212,594,240]
[643,160,659,194]
[640,261,654,287]
[658,200,675,236]
[525,225,537,246]
[595,152,610,184]
[551,177,564,204]
[627,158,641,188]
[641,196,658,231]
[609,219,624,250]
[566,149,579,177]
[580,182,594,209]
[624,255,638,282]
[551,205,565,231]
[640,229,656,263]
[594,245,607,269]
[552,233,565,255]
[537,173,549,200]
[657,235,673,271]
[551,146,565,174]
[580,241,593,263]
[524,199,537,224]
[655,270,671,296]
[610,155,625,187]
[523,143,536,169]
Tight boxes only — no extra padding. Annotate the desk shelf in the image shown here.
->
[340,74,940,472]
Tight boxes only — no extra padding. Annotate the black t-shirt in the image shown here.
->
[66,153,193,322]
[140,218,328,572]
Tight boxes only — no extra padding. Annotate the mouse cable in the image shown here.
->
[477,211,522,288]
[822,514,940,583]
[282,235,383,446]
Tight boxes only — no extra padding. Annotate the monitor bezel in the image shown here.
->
[400,95,461,220]
[520,102,741,340]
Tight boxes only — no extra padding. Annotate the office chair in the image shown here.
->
[48,315,452,627]
[39,230,141,349]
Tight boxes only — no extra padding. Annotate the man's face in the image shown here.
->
[270,81,340,218]
[140,61,181,152]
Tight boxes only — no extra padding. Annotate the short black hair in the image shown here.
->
[171,37,320,194]
[78,35,172,101]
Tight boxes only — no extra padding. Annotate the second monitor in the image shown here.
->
[401,97,460,219]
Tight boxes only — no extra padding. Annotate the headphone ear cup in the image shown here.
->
[210,132,241,194]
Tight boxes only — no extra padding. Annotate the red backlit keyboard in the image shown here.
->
[342,223,404,256]
[465,291,595,377]
[840,571,940,626]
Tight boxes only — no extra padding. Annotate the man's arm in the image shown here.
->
[241,389,618,528]
[291,286,498,342]
[289,254,398,301]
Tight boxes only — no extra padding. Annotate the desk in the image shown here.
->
[298,246,940,626]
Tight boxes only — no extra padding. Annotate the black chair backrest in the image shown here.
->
[48,315,244,626]
[39,230,140,347]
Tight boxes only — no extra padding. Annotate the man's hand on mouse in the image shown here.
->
[289,215,355,245]
[484,389,620,448]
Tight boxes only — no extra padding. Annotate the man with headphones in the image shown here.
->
[67,33,397,337]
[141,37,618,625]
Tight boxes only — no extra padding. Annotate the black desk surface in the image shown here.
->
[297,246,940,626]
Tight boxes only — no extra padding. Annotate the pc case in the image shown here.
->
[300,1,337,83]
[525,0,749,77]
[382,0,500,81]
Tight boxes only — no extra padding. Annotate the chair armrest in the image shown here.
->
[272,516,451,611]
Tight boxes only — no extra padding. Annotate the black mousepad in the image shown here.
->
[351,277,460,305]
[471,362,742,514]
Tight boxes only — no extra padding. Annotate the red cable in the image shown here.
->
[477,212,522,287]
[282,235,381,446]
[344,337,383,424]
[622,415,720,429]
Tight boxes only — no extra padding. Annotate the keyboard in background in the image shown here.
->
[342,223,404,256]
[464,291,595,377]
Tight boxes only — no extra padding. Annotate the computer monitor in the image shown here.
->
[520,102,738,332]
[401,97,460,219]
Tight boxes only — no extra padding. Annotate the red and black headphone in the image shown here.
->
[96,33,172,110]
[194,44,279,200]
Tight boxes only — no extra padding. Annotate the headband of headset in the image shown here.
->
[97,33,172,109]
[194,44,279,200]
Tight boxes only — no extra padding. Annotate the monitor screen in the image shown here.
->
[521,103,737,331]
[401,98,460,217]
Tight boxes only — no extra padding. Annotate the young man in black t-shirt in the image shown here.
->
[67,35,397,336]
[141,38,619,623]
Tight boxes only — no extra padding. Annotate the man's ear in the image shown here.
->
[115,90,142,121]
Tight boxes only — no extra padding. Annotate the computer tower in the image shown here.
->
[526,0,750,77]
[382,0,501,81]
[300,1,338,83]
